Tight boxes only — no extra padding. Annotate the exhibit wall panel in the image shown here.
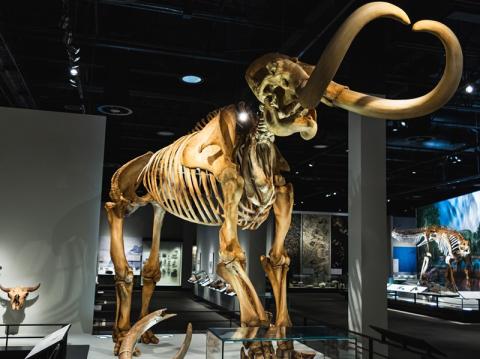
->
[97,209,195,287]
[0,107,106,334]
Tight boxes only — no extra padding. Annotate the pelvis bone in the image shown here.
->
[0,283,40,310]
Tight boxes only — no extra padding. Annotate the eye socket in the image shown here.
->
[282,78,290,87]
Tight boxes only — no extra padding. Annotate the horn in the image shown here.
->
[326,20,463,119]
[26,283,41,292]
[0,284,11,293]
[298,2,411,109]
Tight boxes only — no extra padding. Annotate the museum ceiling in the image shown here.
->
[0,0,479,215]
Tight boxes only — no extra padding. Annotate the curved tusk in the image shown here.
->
[172,323,193,359]
[326,20,463,119]
[298,1,411,109]
[26,283,41,292]
[118,309,176,359]
[0,284,11,293]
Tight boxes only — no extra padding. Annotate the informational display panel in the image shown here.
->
[98,236,142,275]
[25,324,71,358]
[458,291,480,299]
[301,214,331,280]
[387,283,427,293]
[142,240,182,286]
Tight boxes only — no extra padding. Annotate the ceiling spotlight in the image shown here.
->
[181,74,203,84]
[400,121,407,127]
[300,201,304,204]
[238,112,249,122]
[411,171,416,174]
[313,144,328,149]
[156,130,175,137]
[308,163,313,167]
[392,128,398,132]
[333,192,337,195]
[465,84,474,94]
[70,68,78,76]
[295,171,299,175]
[97,105,133,116]
[387,199,391,202]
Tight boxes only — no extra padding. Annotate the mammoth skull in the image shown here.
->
[0,283,40,310]
[246,2,462,139]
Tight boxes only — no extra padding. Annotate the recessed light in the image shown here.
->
[308,163,313,167]
[70,68,78,76]
[400,121,407,127]
[392,128,398,132]
[411,171,416,174]
[97,105,133,116]
[156,130,175,137]
[181,74,203,84]
[300,201,304,204]
[313,144,328,149]
[295,171,299,175]
[465,84,474,94]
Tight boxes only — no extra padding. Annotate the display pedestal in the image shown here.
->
[206,326,355,359]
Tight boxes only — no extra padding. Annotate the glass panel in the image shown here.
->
[206,330,223,359]
[208,326,352,342]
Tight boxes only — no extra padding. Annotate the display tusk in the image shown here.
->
[0,284,11,293]
[326,20,463,119]
[298,2,410,109]
[172,323,193,359]
[118,309,176,359]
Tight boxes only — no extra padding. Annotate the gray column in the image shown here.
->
[348,112,388,337]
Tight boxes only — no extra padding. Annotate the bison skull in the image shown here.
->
[0,284,40,310]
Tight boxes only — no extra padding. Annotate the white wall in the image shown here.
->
[0,107,105,334]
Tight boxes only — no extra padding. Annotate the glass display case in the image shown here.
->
[289,274,347,290]
[206,326,356,359]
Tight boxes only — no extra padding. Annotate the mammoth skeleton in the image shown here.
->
[105,2,462,357]
[0,283,40,311]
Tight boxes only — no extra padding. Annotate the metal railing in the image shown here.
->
[0,323,67,351]
[299,315,446,359]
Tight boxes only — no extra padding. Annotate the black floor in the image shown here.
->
[93,286,239,334]
[288,292,480,358]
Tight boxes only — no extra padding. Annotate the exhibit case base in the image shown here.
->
[206,326,356,359]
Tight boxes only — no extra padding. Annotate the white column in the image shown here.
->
[348,111,388,338]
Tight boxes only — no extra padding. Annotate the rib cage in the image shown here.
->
[140,133,272,229]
